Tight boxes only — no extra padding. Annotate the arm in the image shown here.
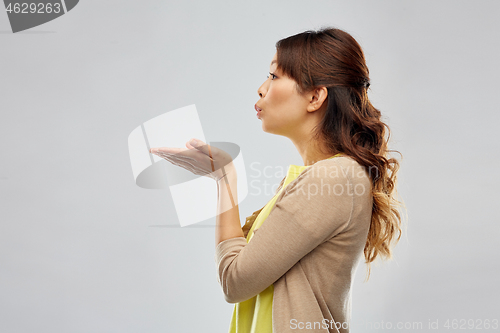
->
[215,163,244,247]
[215,160,354,303]
[149,139,244,246]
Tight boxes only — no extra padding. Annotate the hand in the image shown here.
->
[150,138,236,182]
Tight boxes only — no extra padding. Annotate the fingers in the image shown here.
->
[150,141,227,179]
[151,147,198,163]
[154,150,211,176]
[153,149,197,167]
[150,147,216,177]
[188,138,211,156]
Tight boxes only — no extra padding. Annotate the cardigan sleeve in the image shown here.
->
[215,159,355,303]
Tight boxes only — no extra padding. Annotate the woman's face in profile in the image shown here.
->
[256,52,311,137]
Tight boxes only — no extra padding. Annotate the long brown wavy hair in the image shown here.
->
[242,27,405,280]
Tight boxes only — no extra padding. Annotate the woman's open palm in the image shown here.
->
[150,139,235,182]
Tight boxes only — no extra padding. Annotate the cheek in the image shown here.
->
[267,84,295,111]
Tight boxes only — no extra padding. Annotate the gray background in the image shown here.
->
[1,0,499,332]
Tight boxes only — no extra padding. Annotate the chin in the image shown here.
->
[261,121,272,133]
[261,125,281,136]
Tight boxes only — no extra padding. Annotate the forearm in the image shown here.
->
[215,164,244,247]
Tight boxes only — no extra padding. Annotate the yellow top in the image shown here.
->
[228,154,343,333]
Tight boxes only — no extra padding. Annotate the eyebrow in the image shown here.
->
[270,60,277,66]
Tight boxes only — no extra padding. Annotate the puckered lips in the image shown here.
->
[255,104,262,118]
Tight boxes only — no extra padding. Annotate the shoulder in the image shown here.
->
[301,156,371,185]
[291,156,373,201]
[280,156,367,198]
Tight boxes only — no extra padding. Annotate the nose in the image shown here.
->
[257,80,267,98]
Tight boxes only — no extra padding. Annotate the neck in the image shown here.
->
[290,136,334,166]
[287,107,336,166]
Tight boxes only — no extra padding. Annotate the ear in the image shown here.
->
[306,86,328,112]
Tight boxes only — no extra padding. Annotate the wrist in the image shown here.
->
[218,162,236,178]
[217,164,237,184]
[216,164,238,209]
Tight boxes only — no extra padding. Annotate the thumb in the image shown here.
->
[189,138,201,147]
[189,138,208,153]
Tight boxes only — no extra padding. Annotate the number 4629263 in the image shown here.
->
[443,319,498,330]
[5,3,62,14]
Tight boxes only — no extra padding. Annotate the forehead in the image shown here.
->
[270,53,278,68]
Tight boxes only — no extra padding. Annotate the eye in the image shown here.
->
[266,72,278,80]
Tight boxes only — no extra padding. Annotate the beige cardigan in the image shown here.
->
[215,156,373,333]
